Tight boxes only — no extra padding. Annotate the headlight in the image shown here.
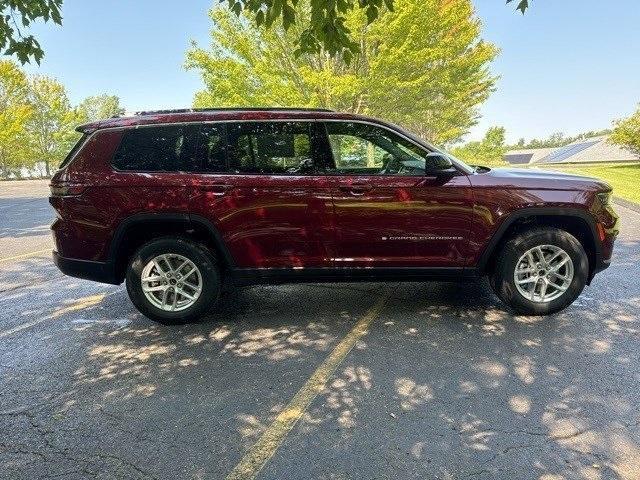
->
[597,192,611,206]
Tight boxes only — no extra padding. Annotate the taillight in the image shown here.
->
[50,184,86,197]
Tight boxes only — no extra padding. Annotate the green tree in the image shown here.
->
[186,0,498,144]
[1,1,532,66]
[0,59,32,177]
[1,0,63,63]
[25,75,82,176]
[610,105,640,156]
[218,0,531,60]
[2,1,530,65]
[77,94,125,123]
[451,126,507,167]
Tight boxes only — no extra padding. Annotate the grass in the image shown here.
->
[526,162,640,204]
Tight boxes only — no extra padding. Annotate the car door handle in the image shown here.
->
[416,176,438,185]
[198,184,232,195]
[339,184,372,195]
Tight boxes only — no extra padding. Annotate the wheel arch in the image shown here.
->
[477,208,600,283]
[108,213,235,283]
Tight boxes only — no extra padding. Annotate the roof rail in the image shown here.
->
[134,107,334,116]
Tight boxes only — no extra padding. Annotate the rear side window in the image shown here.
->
[198,124,227,172]
[227,122,315,174]
[113,126,192,172]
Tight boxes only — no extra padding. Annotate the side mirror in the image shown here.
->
[425,152,456,175]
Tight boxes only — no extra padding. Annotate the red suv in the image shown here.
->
[50,108,619,322]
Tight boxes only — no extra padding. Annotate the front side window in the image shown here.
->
[113,125,191,172]
[227,122,315,175]
[324,122,429,176]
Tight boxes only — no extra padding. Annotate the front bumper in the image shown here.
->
[53,251,120,285]
[590,204,619,278]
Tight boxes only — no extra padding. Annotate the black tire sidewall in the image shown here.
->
[494,229,588,315]
[126,237,220,323]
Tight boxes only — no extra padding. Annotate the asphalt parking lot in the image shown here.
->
[1,179,639,480]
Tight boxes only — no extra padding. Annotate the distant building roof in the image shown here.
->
[504,148,554,165]
[504,135,639,165]
[557,135,639,163]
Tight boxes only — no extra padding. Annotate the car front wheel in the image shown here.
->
[126,237,220,323]
[491,227,589,315]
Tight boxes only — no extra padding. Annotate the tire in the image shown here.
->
[126,236,221,324]
[491,227,589,315]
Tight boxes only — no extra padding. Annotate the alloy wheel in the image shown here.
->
[513,245,574,303]
[140,254,202,311]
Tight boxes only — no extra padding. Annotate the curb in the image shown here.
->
[613,196,640,214]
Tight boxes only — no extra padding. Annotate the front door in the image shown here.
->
[189,121,334,269]
[319,121,474,268]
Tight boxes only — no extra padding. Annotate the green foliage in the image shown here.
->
[223,0,529,59]
[25,75,82,175]
[186,0,498,144]
[77,94,125,122]
[451,126,507,167]
[610,105,640,156]
[0,1,531,65]
[0,59,32,176]
[1,0,528,66]
[220,0,386,61]
[506,0,530,14]
[0,60,124,178]
[0,0,63,64]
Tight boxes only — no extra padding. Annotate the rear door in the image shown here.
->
[319,121,474,268]
[188,121,334,269]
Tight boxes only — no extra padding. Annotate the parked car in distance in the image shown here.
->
[50,108,619,323]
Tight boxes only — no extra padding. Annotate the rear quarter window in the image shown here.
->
[59,133,89,170]
[112,125,198,172]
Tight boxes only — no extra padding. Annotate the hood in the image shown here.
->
[472,167,611,191]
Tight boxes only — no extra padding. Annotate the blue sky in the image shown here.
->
[22,0,640,143]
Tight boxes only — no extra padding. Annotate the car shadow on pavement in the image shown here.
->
[1,272,639,478]
[289,281,639,479]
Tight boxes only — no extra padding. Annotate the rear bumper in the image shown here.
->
[53,251,120,285]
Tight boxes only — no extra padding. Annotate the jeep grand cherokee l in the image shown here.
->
[49,108,619,323]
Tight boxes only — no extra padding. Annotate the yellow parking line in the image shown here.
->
[225,290,390,480]
[0,249,50,263]
[0,293,108,339]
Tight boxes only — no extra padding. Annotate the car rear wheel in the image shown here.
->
[126,237,220,323]
[491,227,589,315]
